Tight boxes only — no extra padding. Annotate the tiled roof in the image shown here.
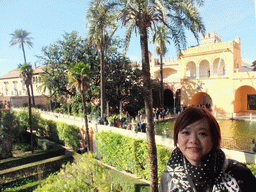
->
[0,65,45,80]
[33,65,45,74]
[0,69,20,79]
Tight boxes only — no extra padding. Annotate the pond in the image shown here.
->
[155,119,256,152]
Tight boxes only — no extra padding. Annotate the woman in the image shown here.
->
[160,107,256,192]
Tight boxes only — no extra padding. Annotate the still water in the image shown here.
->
[155,119,256,152]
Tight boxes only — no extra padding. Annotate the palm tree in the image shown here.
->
[98,0,205,191]
[10,29,35,107]
[68,62,93,152]
[10,29,33,63]
[86,0,117,118]
[19,63,34,153]
[151,25,171,108]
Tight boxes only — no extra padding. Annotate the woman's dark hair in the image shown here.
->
[173,107,221,150]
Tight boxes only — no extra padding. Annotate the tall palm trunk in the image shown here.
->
[30,83,35,107]
[26,84,34,153]
[100,41,106,118]
[21,43,27,64]
[0,105,2,128]
[81,92,91,152]
[140,22,158,191]
[160,55,164,108]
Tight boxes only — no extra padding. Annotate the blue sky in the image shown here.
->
[0,0,255,77]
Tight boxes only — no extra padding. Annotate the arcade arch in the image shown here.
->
[234,85,256,113]
[191,92,212,109]
[154,68,178,79]
[199,60,210,78]
[213,58,225,76]
[186,61,196,79]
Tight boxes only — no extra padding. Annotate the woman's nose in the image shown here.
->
[189,133,199,143]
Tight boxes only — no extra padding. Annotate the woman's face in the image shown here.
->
[177,118,213,166]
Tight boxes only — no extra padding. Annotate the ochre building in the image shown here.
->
[150,31,256,115]
[0,64,48,108]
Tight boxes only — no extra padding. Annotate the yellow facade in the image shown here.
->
[150,31,256,115]
[0,64,48,108]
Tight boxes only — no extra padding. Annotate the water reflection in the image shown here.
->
[155,119,256,151]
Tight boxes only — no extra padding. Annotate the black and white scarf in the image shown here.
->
[165,148,240,192]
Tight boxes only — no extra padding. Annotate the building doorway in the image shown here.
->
[191,92,212,109]
[234,85,256,113]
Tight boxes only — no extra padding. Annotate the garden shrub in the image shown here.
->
[109,168,150,192]
[16,109,46,138]
[14,143,32,152]
[34,153,112,192]
[95,131,171,181]
[22,103,28,108]
[44,120,59,142]
[14,110,81,150]
[1,110,21,158]
[56,122,81,150]
[33,152,149,192]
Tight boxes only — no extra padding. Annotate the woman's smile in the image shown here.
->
[187,147,201,152]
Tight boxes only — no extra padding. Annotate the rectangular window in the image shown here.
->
[247,94,256,110]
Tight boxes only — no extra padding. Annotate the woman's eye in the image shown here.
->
[199,132,208,136]
[181,131,189,135]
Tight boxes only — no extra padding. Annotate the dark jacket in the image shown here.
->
[159,159,256,192]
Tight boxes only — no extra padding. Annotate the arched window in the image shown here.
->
[185,61,196,79]
[213,58,225,76]
[199,60,210,78]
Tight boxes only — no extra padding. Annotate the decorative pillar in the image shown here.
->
[196,64,199,79]
[119,101,122,119]
[173,92,176,114]
[106,100,109,117]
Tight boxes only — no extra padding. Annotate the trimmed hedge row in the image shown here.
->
[3,180,42,192]
[0,154,75,188]
[95,131,171,182]
[95,131,256,183]
[0,142,65,171]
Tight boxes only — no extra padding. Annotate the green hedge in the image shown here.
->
[38,119,81,150]
[95,131,256,184]
[14,110,82,151]
[0,143,65,171]
[55,122,81,150]
[0,154,75,188]
[3,180,42,192]
[95,131,171,182]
